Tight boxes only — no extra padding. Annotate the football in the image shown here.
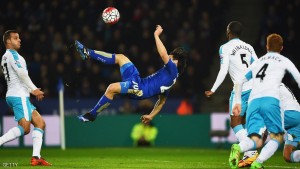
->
[102,7,120,24]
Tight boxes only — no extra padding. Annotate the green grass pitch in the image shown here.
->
[0,148,299,169]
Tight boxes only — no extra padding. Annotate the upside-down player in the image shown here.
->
[74,25,187,123]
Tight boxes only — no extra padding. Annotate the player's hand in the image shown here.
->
[232,104,241,116]
[205,91,214,98]
[154,25,163,36]
[140,115,153,124]
[31,88,44,101]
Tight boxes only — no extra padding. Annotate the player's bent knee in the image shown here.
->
[116,54,131,65]
[283,148,292,162]
[269,133,284,144]
[250,134,263,148]
[283,152,292,162]
[37,119,46,130]
[106,83,121,95]
[283,145,294,162]
[23,126,31,135]
[32,113,46,130]
[255,139,263,148]
[117,54,128,59]
[116,54,128,61]
[18,119,31,135]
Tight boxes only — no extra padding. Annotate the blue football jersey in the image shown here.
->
[121,59,178,99]
[140,59,178,98]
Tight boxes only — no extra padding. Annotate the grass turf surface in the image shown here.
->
[0,148,299,169]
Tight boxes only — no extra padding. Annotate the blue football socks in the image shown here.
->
[90,95,113,115]
[89,50,116,64]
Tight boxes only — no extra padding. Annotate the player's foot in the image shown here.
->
[74,40,90,60]
[30,156,52,166]
[229,144,241,169]
[250,161,264,169]
[78,112,96,122]
[238,151,258,168]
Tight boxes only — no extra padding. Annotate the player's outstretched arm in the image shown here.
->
[154,25,169,64]
[141,95,167,124]
[207,49,230,96]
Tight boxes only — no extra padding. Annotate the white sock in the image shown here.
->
[32,128,44,158]
[239,137,256,153]
[0,126,23,146]
[256,139,280,163]
[291,150,300,162]
[235,129,248,142]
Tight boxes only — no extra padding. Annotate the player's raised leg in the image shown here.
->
[1,97,31,146]
[0,125,25,146]
[74,40,131,67]
[75,41,136,122]
[74,40,113,62]
[78,61,137,122]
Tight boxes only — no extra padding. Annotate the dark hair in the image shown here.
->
[170,47,187,76]
[267,33,283,53]
[227,21,243,37]
[3,30,18,45]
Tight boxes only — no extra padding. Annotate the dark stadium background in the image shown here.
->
[1,1,300,168]
[1,0,299,114]
[0,0,299,146]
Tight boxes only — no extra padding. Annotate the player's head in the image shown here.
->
[170,47,187,76]
[227,21,243,39]
[266,33,283,53]
[3,30,21,50]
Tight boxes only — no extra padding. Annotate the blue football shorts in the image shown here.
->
[119,62,144,99]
